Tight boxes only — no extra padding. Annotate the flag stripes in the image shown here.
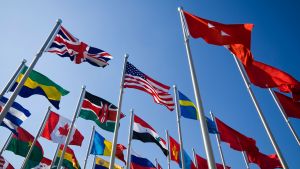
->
[0,156,14,169]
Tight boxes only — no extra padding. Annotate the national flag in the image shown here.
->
[0,156,14,169]
[246,151,282,169]
[274,91,300,119]
[215,117,259,152]
[79,91,125,132]
[6,127,44,169]
[0,96,31,134]
[10,66,69,109]
[52,145,81,169]
[32,157,51,169]
[94,157,123,169]
[41,111,84,146]
[124,62,175,111]
[130,152,156,169]
[47,26,113,68]
[156,161,162,169]
[91,131,126,163]
[195,154,230,169]
[177,91,218,134]
[132,115,168,156]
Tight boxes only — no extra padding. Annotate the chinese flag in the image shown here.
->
[274,91,300,119]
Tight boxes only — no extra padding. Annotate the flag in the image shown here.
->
[0,96,31,134]
[91,131,126,163]
[215,117,259,152]
[6,127,44,169]
[246,151,282,169]
[94,157,123,169]
[41,111,84,146]
[274,91,300,119]
[79,91,125,132]
[32,157,51,169]
[156,162,162,169]
[130,152,156,169]
[195,154,230,169]
[47,26,113,68]
[132,115,168,156]
[10,66,69,109]
[0,156,14,169]
[52,145,81,169]
[177,91,218,134]
[124,62,175,111]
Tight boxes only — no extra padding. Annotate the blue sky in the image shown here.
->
[1,1,300,168]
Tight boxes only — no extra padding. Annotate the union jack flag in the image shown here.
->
[47,26,112,68]
[124,62,175,111]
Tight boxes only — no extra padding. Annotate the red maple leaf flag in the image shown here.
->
[274,91,300,119]
[41,111,84,146]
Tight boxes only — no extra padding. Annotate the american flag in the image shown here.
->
[0,156,14,169]
[47,26,112,68]
[124,62,174,111]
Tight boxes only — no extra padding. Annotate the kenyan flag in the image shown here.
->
[79,91,125,132]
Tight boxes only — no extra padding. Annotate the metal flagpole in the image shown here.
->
[126,109,134,169]
[165,130,171,169]
[155,158,158,169]
[231,54,288,169]
[57,86,86,169]
[268,88,300,146]
[192,148,198,169]
[173,85,186,169]
[177,7,217,169]
[83,126,96,169]
[209,112,227,169]
[0,133,13,156]
[0,59,26,99]
[241,151,250,169]
[0,19,62,124]
[50,143,61,169]
[21,106,52,169]
[92,155,97,169]
[109,54,129,169]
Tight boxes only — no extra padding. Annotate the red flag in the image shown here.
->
[226,44,254,66]
[169,136,180,164]
[195,154,230,169]
[0,156,14,169]
[274,91,300,119]
[247,151,282,169]
[215,117,259,152]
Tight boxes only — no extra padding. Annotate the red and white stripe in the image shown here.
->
[0,156,14,169]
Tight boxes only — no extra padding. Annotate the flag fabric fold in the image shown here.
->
[79,91,125,132]
[32,157,52,169]
[124,62,175,111]
[94,156,123,169]
[246,151,282,169]
[53,145,81,169]
[0,156,14,169]
[130,152,156,169]
[274,91,300,119]
[195,154,230,169]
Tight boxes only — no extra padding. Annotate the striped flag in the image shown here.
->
[0,96,31,134]
[124,62,174,111]
[0,156,14,169]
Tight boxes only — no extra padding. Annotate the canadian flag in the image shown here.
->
[32,157,52,169]
[41,111,84,146]
[0,156,14,169]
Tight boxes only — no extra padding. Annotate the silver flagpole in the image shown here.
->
[109,54,129,169]
[241,151,250,169]
[0,19,62,124]
[173,85,186,169]
[50,143,60,169]
[165,130,171,169]
[21,106,52,169]
[268,88,300,146]
[126,109,134,169]
[209,112,227,169]
[0,59,26,98]
[155,158,158,169]
[192,148,198,169]
[177,7,216,169]
[0,133,13,156]
[231,54,288,169]
[83,126,96,169]
[57,86,86,169]
[92,155,97,169]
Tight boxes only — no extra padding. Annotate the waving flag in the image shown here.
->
[247,151,282,169]
[195,154,230,169]
[130,152,156,169]
[133,115,168,156]
[32,157,51,169]
[124,62,174,111]
[47,26,112,68]
[95,157,123,169]
[0,96,31,134]
[79,91,125,132]
[53,145,81,169]
[274,91,300,119]
[0,156,14,169]
[41,111,84,146]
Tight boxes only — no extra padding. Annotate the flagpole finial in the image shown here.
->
[124,53,129,58]
[57,18,62,24]
[172,85,177,89]
[48,106,52,111]
[22,59,27,63]
[82,85,86,89]
[178,7,183,12]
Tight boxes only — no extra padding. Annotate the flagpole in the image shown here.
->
[173,85,186,169]
[0,133,13,156]
[0,59,26,99]
[231,54,288,169]
[126,109,134,169]
[83,126,96,169]
[50,143,60,169]
[21,106,52,169]
[92,155,97,169]
[241,151,250,169]
[178,7,217,169]
[192,148,198,169]
[165,130,171,169]
[268,89,300,146]
[0,19,62,125]
[209,112,227,169]
[109,54,129,169]
[57,86,86,169]
[155,158,158,169]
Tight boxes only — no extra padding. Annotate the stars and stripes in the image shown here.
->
[124,62,174,111]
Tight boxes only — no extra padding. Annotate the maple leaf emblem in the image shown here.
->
[58,123,70,136]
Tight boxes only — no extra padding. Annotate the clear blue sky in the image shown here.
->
[1,1,300,169]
